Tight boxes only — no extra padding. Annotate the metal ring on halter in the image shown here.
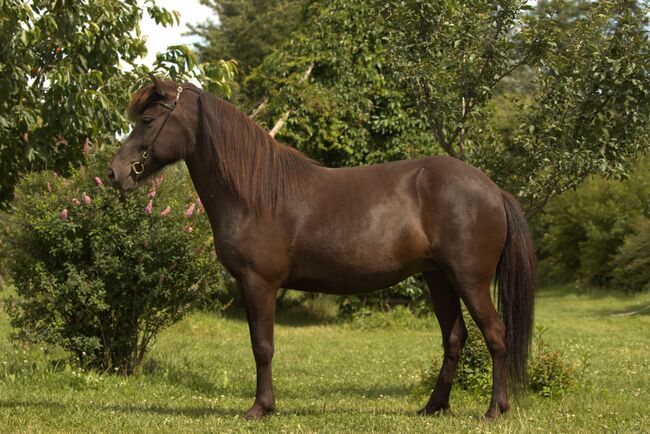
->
[131,161,145,175]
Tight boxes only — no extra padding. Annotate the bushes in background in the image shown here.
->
[537,155,650,291]
[610,217,650,293]
[3,148,226,374]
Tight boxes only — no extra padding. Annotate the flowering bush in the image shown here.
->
[3,148,226,374]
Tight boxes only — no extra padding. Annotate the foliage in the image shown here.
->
[528,326,576,397]
[383,0,535,162]
[190,0,309,104]
[384,0,650,213]
[611,217,650,293]
[414,319,577,398]
[454,316,494,395]
[537,155,650,288]
[345,305,433,331]
[3,149,226,374]
[237,0,650,214]
[0,0,236,208]
[248,0,439,168]
[338,276,429,316]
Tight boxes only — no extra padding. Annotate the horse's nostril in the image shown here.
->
[107,168,116,183]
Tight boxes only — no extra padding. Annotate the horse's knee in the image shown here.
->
[484,321,506,358]
[252,340,274,364]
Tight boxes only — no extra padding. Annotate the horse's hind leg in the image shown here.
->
[418,270,467,415]
[453,277,509,420]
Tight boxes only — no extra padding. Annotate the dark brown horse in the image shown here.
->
[109,76,536,420]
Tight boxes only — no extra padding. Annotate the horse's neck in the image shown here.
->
[184,156,249,232]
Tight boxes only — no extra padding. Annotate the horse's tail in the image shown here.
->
[496,191,537,393]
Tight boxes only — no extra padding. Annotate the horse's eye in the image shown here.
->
[143,116,154,126]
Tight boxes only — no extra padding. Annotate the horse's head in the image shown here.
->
[108,75,200,190]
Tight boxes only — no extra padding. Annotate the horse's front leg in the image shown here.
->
[238,273,279,420]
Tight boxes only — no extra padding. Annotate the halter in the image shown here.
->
[131,85,199,178]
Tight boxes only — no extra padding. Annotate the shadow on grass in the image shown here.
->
[143,359,223,396]
[0,399,240,418]
[536,285,650,301]
[0,400,66,411]
[0,398,431,419]
[278,382,413,400]
[222,305,340,328]
[598,302,650,317]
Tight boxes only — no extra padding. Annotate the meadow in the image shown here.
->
[1,287,649,433]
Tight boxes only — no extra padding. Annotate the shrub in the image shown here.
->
[536,155,650,287]
[528,326,576,397]
[3,148,226,374]
[338,275,430,315]
[412,319,576,398]
[455,318,493,395]
[346,305,432,331]
[611,218,650,293]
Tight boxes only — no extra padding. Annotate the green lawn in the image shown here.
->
[1,287,649,433]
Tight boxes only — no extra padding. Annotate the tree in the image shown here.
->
[0,0,235,208]
[189,0,310,105]
[384,0,650,213]
[241,0,649,214]
[247,0,438,168]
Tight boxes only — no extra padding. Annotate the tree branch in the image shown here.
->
[248,96,269,120]
[269,63,314,137]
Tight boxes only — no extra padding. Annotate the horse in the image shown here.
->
[108,75,536,420]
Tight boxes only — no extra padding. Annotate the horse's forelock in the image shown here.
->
[127,85,160,121]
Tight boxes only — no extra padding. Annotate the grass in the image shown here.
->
[1,287,649,433]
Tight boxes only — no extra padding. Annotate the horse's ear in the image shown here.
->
[148,73,168,98]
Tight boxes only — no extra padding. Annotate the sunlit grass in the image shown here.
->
[0,287,649,433]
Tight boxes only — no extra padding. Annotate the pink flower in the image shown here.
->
[160,206,171,217]
[82,192,91,204]
[72,198,81,206]
[144,200,153,215]
[184,203,196,218]
[94,177,103,187]
[184,224,193,233]
[60,209,68,220]
[82,137,90,156]
[197,197,203,208]
[47,182,52,193]
[147,190,156,199]
[153,176,164,190]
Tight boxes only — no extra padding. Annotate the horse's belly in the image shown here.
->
[285,224,434,293]
[285,257,434,294]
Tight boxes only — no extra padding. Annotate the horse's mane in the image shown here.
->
[128,82,319,213]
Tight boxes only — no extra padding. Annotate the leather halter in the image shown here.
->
[131,85,199,178]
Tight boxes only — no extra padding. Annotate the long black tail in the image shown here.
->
[496,191,537,393]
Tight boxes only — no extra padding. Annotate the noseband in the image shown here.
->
[131,85,199,178]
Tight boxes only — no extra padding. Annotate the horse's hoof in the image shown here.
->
[244,404,275,420]
[417,403,450,416]
[482,402,509,421]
